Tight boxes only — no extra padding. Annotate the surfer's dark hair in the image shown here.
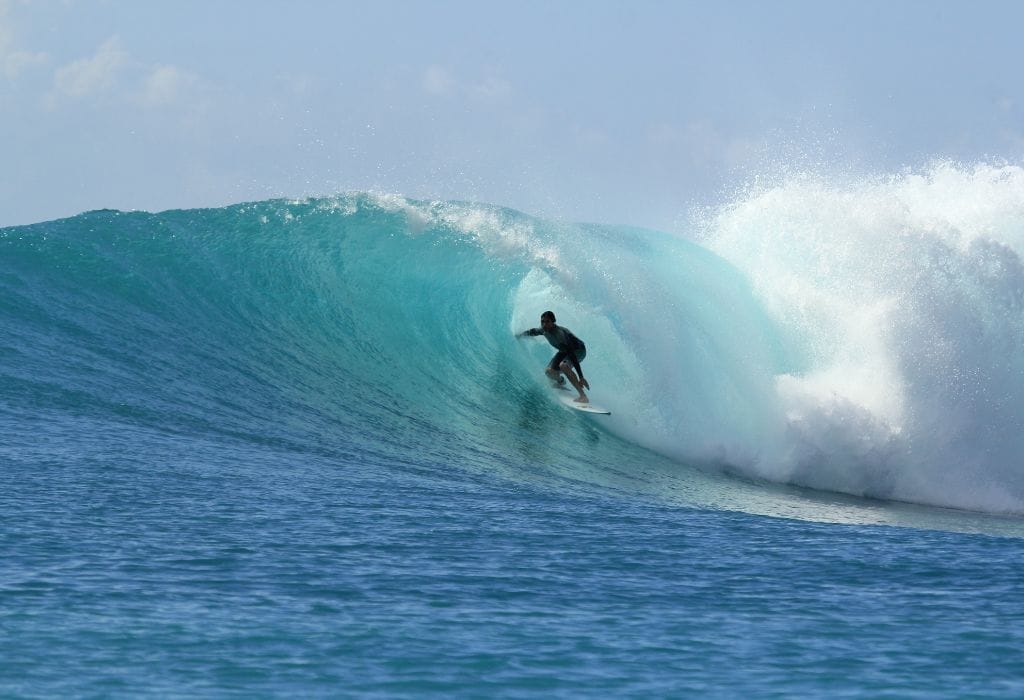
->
[541,310,556,322]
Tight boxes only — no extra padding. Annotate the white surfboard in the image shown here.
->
[555,387,611,415]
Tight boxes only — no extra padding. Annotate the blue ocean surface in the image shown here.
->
[4,167,1024,697]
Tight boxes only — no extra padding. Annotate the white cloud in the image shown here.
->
[136,64,198,107]
[52,36,128,98]
[5,48,47,79]
[471,76,512,101]
[40,35,208,116]
[422,65,455,95]
[0,3,12,55]
[422,65,514,105]
[572,123,610,147]
[0,0,49,80]
[648,120,758,169]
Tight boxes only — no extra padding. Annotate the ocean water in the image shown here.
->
[3,163,1024,697]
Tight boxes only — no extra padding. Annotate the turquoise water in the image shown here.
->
[4,172,1024,696]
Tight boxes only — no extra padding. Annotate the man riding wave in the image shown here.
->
[517,310,591,403]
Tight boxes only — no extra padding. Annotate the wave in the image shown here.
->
[3,163,1024,516]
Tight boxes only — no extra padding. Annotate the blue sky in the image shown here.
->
[2,0,1022,229]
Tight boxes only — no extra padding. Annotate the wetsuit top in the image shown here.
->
[523,325,586,376]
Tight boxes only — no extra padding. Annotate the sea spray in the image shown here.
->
[703,162,1024,511]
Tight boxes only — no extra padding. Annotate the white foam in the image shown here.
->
[703,162,1024,513]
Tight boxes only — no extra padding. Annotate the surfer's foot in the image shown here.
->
[575,395,589,404]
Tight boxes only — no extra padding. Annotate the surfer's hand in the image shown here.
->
[581,378,590,390]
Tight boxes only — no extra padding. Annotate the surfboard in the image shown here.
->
[554,386,611,415]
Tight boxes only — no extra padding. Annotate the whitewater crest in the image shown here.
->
[701,162,1024,512]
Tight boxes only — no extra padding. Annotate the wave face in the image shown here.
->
[3,165,1024,515]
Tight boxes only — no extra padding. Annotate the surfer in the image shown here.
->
[517,310,590,403]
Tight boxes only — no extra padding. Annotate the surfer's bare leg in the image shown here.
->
[559,361,589,403]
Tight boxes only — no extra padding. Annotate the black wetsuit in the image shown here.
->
[523,325,587,378]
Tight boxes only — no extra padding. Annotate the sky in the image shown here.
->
[2,0,1023,230]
